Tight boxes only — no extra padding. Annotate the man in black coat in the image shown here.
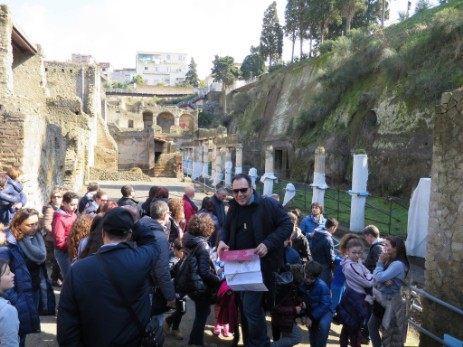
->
[57,207,160,347]
[218,173,293,347]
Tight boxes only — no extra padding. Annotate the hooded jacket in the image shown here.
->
[51,208,77,251]
[310,228,336,266]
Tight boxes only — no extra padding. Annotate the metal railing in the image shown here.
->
[404,285,463,346]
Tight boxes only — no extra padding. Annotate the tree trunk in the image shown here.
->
[381,0,386,28]
[223,84,227,115]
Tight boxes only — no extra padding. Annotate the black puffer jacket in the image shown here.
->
[180,232,221,297]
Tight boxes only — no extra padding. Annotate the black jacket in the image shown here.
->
[364,240,385,273]
[222,192,293,291]
[57,226,160,347]
[132,217,176,302]
[183,232,221,289]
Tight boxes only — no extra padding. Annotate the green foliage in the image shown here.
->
[260,1,284,67]
[232,92,251,114]
[211,55,241,87]
[198,111,220,128]
[415,0,432,13]
[241,48,265,81]
[185,58,199,87]
[131,75,145,85]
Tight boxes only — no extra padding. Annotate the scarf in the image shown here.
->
[18,232,46,265]
[310,214,324,225]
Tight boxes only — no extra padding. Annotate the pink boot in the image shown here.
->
[222,324,230,337]
[213,323,221,335]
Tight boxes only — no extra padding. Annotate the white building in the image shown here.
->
[136,51,188,87]
[111,68,137,85]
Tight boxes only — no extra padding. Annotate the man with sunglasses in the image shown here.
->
[218,173,293,347]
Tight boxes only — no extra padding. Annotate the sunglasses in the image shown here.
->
[232,187,249,194]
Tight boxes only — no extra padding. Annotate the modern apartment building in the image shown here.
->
[136,51,188,86]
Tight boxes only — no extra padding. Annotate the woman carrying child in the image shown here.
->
[368,236,409,347]
[335,234,374,347]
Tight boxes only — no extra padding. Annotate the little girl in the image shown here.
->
[0,258,19,346]
[336,234,373,347]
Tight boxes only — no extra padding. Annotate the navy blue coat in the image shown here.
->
[298,278,332,321]
[0,232,51,336]
[57,227,161,347]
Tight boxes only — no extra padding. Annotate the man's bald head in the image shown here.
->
[184,186,195,198]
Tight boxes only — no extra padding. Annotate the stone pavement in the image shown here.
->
[27,177,421,347]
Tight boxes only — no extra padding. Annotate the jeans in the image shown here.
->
[340,326,361,347]
[240,291,271,347]
[271,323,301,347]
[309,311,332,347]
[54,249,71,279]
[368,312,382,347]
[46,240,62,281]
[188,296,211,346]
[319,264,332,288]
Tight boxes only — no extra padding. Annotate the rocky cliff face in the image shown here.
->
[229,62,434,197]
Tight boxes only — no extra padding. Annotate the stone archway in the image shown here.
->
[142,110,153,127]
[179,113,195,131]
[156,112,175,134]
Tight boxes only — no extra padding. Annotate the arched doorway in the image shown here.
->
[156,112,175,133]
[142,110,153,127]
[179,113,195,131]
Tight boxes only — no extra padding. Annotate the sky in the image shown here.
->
[4,0,440,79]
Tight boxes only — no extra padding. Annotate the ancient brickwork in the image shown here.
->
[422,88,463,345]
[0,6,13,96]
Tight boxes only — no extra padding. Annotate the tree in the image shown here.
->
[284,0,299,63]
[241,46,265,81]
[185,58,199,87]
[308,0,340,44]
[259,1,284,67]
[131,75,145,86]
[211,55,241,114]
[339,0,365,33]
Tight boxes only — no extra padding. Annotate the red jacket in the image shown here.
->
[183,195,197,231]
[52,209,77,251]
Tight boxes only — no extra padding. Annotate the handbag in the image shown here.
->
[151,287,170,315]
[96,254,164,347]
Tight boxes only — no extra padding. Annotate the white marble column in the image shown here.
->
[249,168,258,190]
[192,145,202,179]
[201,142,209,178]
[261,145,277,196]
[235,144,243,175]
[311,147,328,207]
[349,153,369,232]
[224,148,233,187]
[213,147,224,187]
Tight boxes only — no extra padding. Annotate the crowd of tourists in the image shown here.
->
[0,168,410,347]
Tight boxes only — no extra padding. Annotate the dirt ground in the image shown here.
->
[26,178,422,347]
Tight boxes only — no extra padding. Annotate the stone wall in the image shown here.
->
[112,129,154,170]
[421,88,463,345]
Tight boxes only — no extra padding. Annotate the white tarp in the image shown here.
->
[349,154,369,232]
[283,183,296,207]
[406,178,431,258]
[311,172,328,207]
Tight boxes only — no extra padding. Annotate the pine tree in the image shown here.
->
[185,58,199,87]
[308,0,339,44]
[339,0,365,33]
[284,0,299,63]
[259,1,284,67]
[241,46,265,81]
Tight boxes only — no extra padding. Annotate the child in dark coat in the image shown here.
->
[298,261,332,347]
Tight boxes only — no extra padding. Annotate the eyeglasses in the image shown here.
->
[53,195,62,198]
[232,187,249,195]
[100,199,109,202]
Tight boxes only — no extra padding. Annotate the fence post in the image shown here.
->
[388,196,393,235]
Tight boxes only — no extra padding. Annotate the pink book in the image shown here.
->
[220,249,256,262]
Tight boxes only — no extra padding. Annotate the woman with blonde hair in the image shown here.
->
[67,214,94,261]
[167,197,185,244]
[0,208,55,347]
